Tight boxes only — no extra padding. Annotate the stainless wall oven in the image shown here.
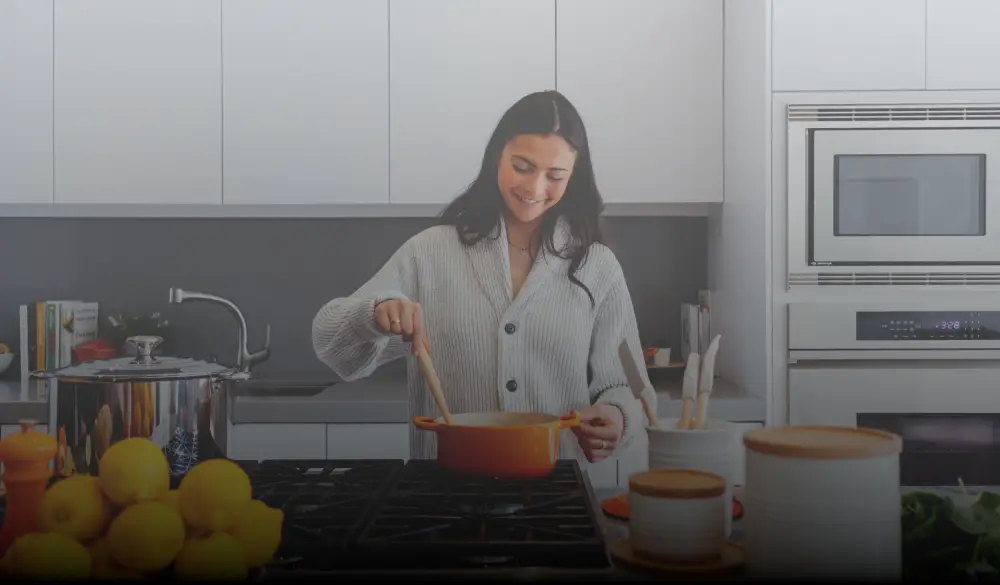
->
[787,300,1000,487]
[785,102,1000,287]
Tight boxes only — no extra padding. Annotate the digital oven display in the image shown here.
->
[856,311,1000,341]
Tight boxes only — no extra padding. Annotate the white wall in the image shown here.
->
[709,0,772,418]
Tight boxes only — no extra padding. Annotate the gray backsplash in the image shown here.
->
[1,216,706,379]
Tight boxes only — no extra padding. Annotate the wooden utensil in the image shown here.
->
[692,334,721,430]
[416,347,453,425]
[678,353,701,429]
[618,339,660,428]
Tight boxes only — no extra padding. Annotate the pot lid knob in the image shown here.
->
[127,335,163,365]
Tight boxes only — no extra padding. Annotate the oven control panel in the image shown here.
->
[857,311,1000,341]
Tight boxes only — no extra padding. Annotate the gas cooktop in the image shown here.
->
[235,458,612,575]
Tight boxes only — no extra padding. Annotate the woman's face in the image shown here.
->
[497,134,577,226]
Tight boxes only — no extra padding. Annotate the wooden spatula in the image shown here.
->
[416,347,453,425]
[678,353,701,429]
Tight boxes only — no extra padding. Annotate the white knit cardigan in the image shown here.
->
[312,215,657,471]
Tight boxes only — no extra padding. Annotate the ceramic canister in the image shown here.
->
[742,426,903,581]
[628,468,728,563]
[647,418,739,537]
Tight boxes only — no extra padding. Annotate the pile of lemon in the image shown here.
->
[0,438,283,581]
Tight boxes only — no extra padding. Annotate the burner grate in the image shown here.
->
[235,458,404,570]
[355,459,610,570]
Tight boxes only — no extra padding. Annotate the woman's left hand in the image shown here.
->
[571,404,624,463]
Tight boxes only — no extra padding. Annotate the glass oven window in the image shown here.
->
[834,154,986,237]
[858,414,1000,486]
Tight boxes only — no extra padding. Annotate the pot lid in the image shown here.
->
[35,335,242,383]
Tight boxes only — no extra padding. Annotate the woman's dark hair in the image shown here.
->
[439,90,606,306]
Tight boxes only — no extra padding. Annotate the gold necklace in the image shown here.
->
[508,241,532,256]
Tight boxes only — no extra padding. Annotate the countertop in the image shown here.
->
[0,361,766,427]
[229,363,766,425]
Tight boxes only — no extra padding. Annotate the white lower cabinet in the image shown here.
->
[226,423,326,461]
[728,422,763,486]
[616,430,650,488]
[326,423,410,460]
[584,456,619,492]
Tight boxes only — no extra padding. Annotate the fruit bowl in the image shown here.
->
[0,353,13,376]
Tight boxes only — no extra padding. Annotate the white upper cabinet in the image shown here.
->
[0,0,53,204]
[53,0,222,204]
[388,0,556,205]
[556,0,723,204]
[222,0,389,205]
[771,0,926,92]
[926,0,1000,90]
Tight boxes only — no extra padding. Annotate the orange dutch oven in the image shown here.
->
[412,411,582,478]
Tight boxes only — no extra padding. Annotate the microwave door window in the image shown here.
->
[834,154,985,237]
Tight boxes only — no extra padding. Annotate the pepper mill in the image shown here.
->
[0,420,58,557]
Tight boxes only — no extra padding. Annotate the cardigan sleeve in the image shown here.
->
[587,267,658,452]
[311,235,420,381]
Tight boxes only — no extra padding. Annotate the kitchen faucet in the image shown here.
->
[168,288,271,374]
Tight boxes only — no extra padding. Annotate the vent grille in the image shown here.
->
[788,272,1000,287]
[787,103,1000,122]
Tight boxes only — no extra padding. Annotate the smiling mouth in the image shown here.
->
[515,193,545,205]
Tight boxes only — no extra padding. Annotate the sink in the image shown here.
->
[232,378,338,398]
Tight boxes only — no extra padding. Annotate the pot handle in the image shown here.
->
[559,411,582,429]
[413,416,441,431]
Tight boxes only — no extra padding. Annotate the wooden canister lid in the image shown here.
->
[629,468,726,499]
[743,426,902,460]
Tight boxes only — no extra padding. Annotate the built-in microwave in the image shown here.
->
[786,102,1000,287]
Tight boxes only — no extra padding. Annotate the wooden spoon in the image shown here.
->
[416,347,453,425]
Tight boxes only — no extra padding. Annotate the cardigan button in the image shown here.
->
[504,323,516,335]
[505,379,518,392]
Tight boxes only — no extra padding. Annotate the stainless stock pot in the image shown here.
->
[31,288,270,484]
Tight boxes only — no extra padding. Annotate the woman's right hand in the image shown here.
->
[374,299,430,356]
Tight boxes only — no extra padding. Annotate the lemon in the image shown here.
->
[159,488,180,510]
[174,532,249,581]
[178,459,252,532]
[99,438,170,506]
[88,538,113,568]
[38,474,114,540]
[106,501,185,573]
[89,538,145,580]
[228,499,284,567]
[5,532,91,579]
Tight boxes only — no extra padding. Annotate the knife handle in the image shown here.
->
[692,392,710,429]
[678,397,694,429]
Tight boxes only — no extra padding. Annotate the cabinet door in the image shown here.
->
[227,423,327,461]
[326,423,409,460]
[728,422,763,486]
[585,457,618,492]
[771,0,925,91]
[927,0,1000,90]
[222,0,389,205]
[616,429,649,487]
[556,0,723,204]
[53,0,222,204]
[0,0,53,204]
[389,0,556,204]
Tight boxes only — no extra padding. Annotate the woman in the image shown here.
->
[312,90,656,467]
